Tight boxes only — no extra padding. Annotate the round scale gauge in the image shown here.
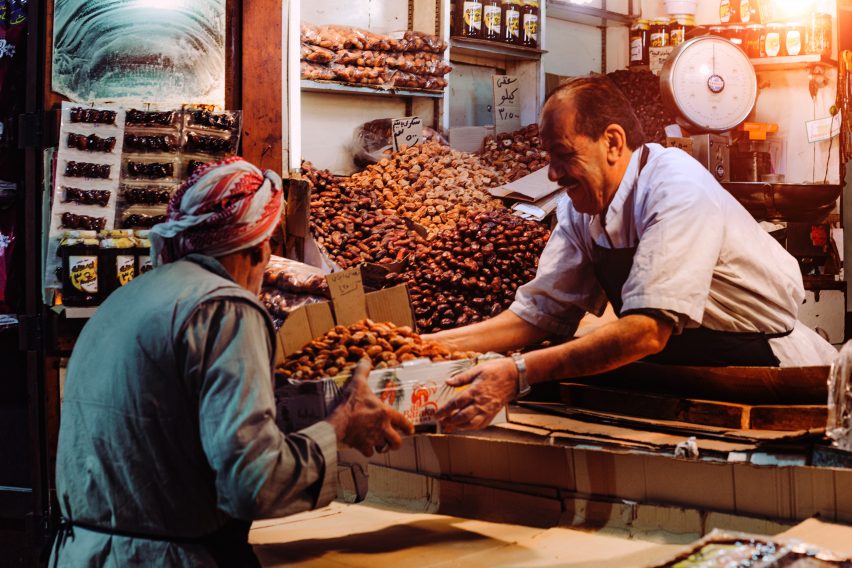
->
[660,35,757,133]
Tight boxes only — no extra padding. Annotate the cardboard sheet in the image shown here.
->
[488,166,560,202]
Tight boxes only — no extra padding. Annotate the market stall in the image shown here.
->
[6,0,852,564]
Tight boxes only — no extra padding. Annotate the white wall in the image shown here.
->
[543,18,604,76]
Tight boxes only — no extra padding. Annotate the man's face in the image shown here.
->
[542,103,612,215]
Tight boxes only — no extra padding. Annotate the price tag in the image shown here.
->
[326,268,367,325]
[649,46,673,76]
[806,115,841,143]
[492,75,522,134]
[391,116,424,152]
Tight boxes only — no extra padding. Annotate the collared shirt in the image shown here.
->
[52,254,338,566]
[510,144,836,366]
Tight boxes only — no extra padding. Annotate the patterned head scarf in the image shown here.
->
[149,157,284,266]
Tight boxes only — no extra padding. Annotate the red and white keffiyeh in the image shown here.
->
[149,157,284,266]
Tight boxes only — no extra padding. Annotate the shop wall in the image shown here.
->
[542,18,603,76]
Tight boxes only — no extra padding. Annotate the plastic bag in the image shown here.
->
[827,341,852,451]
[300,61,336,82]
[331,63,389,87]
[352,119,394,166]
[259,287,327,324]
[301,43,337,64]
[263,256,329,296]
[401,30,447,53]
[334,48,389,68]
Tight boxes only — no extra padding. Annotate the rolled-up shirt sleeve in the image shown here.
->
[509,206,607,338]
[181,300,337,521]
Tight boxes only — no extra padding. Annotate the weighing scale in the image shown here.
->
[660,35,759,182]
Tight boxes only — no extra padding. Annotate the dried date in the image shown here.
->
[127,161,174,179]
[124,133,178,153]
[123,185,172,205]
[69,107,116,125]
[125,109,175,127]
[189,110,236,131]
[123,213,167,228]
[185,132,234,154]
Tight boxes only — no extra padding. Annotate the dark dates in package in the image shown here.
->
[69,107,117,125]
[123,133,179,153]
[63,187,112,207]
[61,212,107,231]
[65,160,112,179]
[67,132,117,153]
[124,108,180,129]
[122,157,179,181]
[184,108,241,132]
[183,131,236,155]
[120,183,176,206]
[120,209,168,229]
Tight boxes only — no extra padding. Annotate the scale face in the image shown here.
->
[660,35,758,133]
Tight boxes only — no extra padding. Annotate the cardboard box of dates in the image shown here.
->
[273,267,506,433]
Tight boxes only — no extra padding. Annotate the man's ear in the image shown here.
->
[603,124,628,165]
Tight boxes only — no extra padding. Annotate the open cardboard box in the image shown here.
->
[274,268,506,433]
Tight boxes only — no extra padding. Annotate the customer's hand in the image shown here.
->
[435,357,518,433]
[327,359,414,457]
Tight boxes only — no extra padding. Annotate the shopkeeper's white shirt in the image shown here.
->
[509,143,837,367]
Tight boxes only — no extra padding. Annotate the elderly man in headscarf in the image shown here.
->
[51,158,413,567]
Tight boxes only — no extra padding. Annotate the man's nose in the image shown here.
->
[547,165,560,182]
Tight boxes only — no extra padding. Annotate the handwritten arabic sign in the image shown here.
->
[392,116,424,152]
[492,75,521,134]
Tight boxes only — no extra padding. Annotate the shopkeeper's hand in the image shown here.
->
[328,359,414,457]
[435,357,519,433]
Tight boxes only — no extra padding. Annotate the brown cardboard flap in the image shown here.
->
[304,302,334,339]
[327,268,368,325]
[279,308,314,355]
[366,285,414,329]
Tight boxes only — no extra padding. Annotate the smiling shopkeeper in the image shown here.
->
[428,74,837,432]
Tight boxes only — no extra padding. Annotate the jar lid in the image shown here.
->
[745,23,765,29]
[654,18,670,24]
[709,25,725,31]
[727,24,746,30]
[669,14,695,24]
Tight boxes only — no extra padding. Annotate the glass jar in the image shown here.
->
[59,231,101,307]
[650,18,670,47]
[784,22,805,56]
[520,0,539,48]
[99,231,138,296]
[669,14,694,47]
[720,0,740,24]
[482,0,502,40]
[502,0,521,44]
[807,12,832,57]
[745,23,765,58]
[134,231,154,276]
[630,19,650,65]
[725,24,747,49]
[460,0,483,38]
[764,22,784,57]
[739,0,761,24]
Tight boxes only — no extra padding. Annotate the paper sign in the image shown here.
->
[488,166,559,202]
[649,46,673,76]
[391,116,423,152]
[326,268,367,325]
[492,75,522,134]
[806,115,841,143]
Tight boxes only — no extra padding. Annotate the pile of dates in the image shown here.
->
[346,141,503,235]
[304,162,430,269]
[479,124,550,184]
[276,319,477,381]
[385,210,550,333]
[606,69,676,145]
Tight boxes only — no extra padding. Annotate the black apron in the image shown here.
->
[53,512,260,567]
[590,145,786,367]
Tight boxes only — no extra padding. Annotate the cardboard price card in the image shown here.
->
[492,75,522,134]
[391,116,423,152]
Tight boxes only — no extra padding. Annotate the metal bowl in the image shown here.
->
[721,182,841,223]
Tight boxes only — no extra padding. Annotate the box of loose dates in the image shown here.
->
[273,267,505,433]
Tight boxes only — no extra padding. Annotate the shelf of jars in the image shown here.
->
[750,54,838,71]
[449,36,546,61]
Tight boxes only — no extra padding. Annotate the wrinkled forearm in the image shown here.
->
[524,314,673,385]
[425,310,549,354]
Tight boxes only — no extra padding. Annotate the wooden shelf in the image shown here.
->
[449,36,546,61]
[300,80,444,98]
[751,54,838,71]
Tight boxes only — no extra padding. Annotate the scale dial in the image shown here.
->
[660,35,757,133]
